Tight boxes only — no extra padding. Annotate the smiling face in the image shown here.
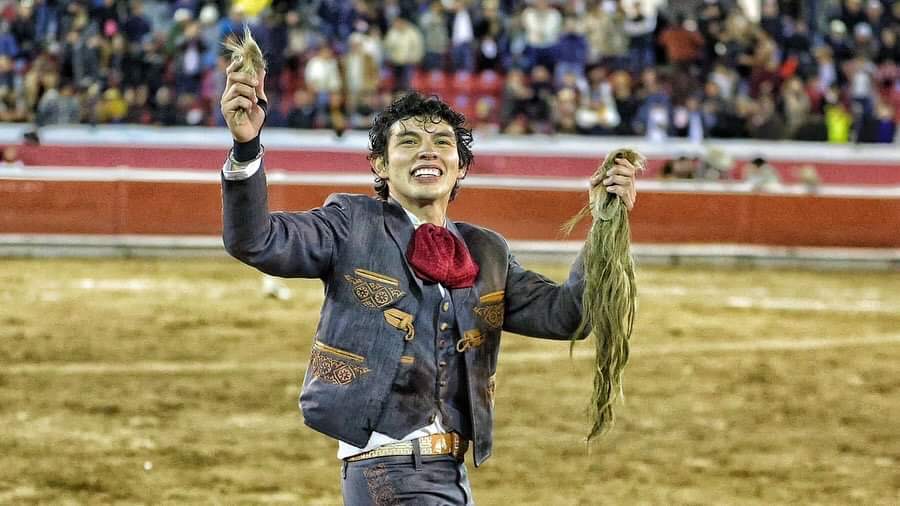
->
[375,116,464,210]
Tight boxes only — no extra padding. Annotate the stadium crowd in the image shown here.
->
[0,0,897,143]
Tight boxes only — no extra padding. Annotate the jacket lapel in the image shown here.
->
[382,199,424,294]
[446,219,479,338]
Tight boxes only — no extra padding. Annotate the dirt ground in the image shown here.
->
[1,258,898,505]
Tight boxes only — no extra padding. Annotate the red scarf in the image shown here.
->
[406,223,479,288]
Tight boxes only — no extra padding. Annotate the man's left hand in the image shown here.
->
[590,157,639,211]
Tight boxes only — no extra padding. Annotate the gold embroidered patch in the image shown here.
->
[345,269,404,309]
[474,291,505,328]
[474,303,504,329]
[310,341,370,385]
[456,329,485,352]
[383,308,415,341]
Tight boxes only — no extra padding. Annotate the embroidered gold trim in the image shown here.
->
[479,290,505,304]
[313,340,365,362]
[399,355,415,365]
[456,329,485,352]
[487,373,497,408]
[354,268,399,286]
[474,303,504,329]
[345,273,405,309]
[383,308,415,341]
[310,348,370,385]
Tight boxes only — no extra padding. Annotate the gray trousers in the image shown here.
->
[341,453,475,505]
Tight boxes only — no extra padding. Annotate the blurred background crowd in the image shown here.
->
[0,0,897,144]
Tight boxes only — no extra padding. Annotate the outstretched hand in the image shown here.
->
[590,156,639,211]
[220,59,267,143]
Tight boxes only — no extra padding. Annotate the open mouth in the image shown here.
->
[411,166,443,180]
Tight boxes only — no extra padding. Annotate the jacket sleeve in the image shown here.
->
[221,161,350,279]
[501,250,587,340]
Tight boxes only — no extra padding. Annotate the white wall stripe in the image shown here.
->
[2,167,899,197]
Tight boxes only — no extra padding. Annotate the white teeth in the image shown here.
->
[413,167,441,177]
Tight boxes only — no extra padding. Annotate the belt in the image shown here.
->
[345,433,468,462]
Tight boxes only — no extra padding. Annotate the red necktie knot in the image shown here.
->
[406,223,479,288]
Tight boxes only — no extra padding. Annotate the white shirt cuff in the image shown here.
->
[222,145,264,181]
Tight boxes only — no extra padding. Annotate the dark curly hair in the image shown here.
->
[367,92,474,201]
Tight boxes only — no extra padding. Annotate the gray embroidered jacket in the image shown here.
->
[222,164,587,466]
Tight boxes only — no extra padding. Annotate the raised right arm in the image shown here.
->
[219,55,350,279]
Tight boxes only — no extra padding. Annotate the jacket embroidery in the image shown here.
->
[487,373,497,409]
[474,290,505,328]
[345,268,405,308]
[310,341,370,385]
[383,308,415,341]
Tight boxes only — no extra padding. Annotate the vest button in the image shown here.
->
[439,380,447,387]
[439,339,446,347]
[439,361,447,367]
[440,322,449,331]
[442,302,450,312]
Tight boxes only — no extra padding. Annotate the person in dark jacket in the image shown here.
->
[219,60,638,504]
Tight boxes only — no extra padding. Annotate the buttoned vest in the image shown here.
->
[375,282,472,440]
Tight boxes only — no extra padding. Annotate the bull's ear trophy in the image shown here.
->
[562,148,645,442]
[222,25,267,124]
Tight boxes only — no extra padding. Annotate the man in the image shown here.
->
[219,61,637,504]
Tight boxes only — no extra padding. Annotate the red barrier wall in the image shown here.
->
[2,178,897,248]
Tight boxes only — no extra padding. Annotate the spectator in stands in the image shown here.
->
[553,87,579,134]
[0,85,27,123]
[198,5,222,71]
[658,15,705,71]
[585,0,628,70]
[152,85,178,126]
[671,95,705,142]
[473,0,507,72]
[37,78,81,126]
[824,20,854,67]
[343,32,380,116]
[218,5,246,42]
[610,69,639,135]
[383,16,424,91]
[521,0,562,71]
[287,88,318,129]
[831,0,866,33]
[9,1,35,61]
[174,21,207,95]
[448,0,476,72]
[0,20,19,60]
[0,54,13,89]
[123,0,153,44]
[316,0,357,45]
[527,64,555,133]
[780,76,812,139]
[875,28,898,65]
[867,99,896,142]
[623,0,657,72]
[97,87,129,124]
[304,44,342,112]
[824,87,853,142]
[553,17,588,88]
[419,1,449,71]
